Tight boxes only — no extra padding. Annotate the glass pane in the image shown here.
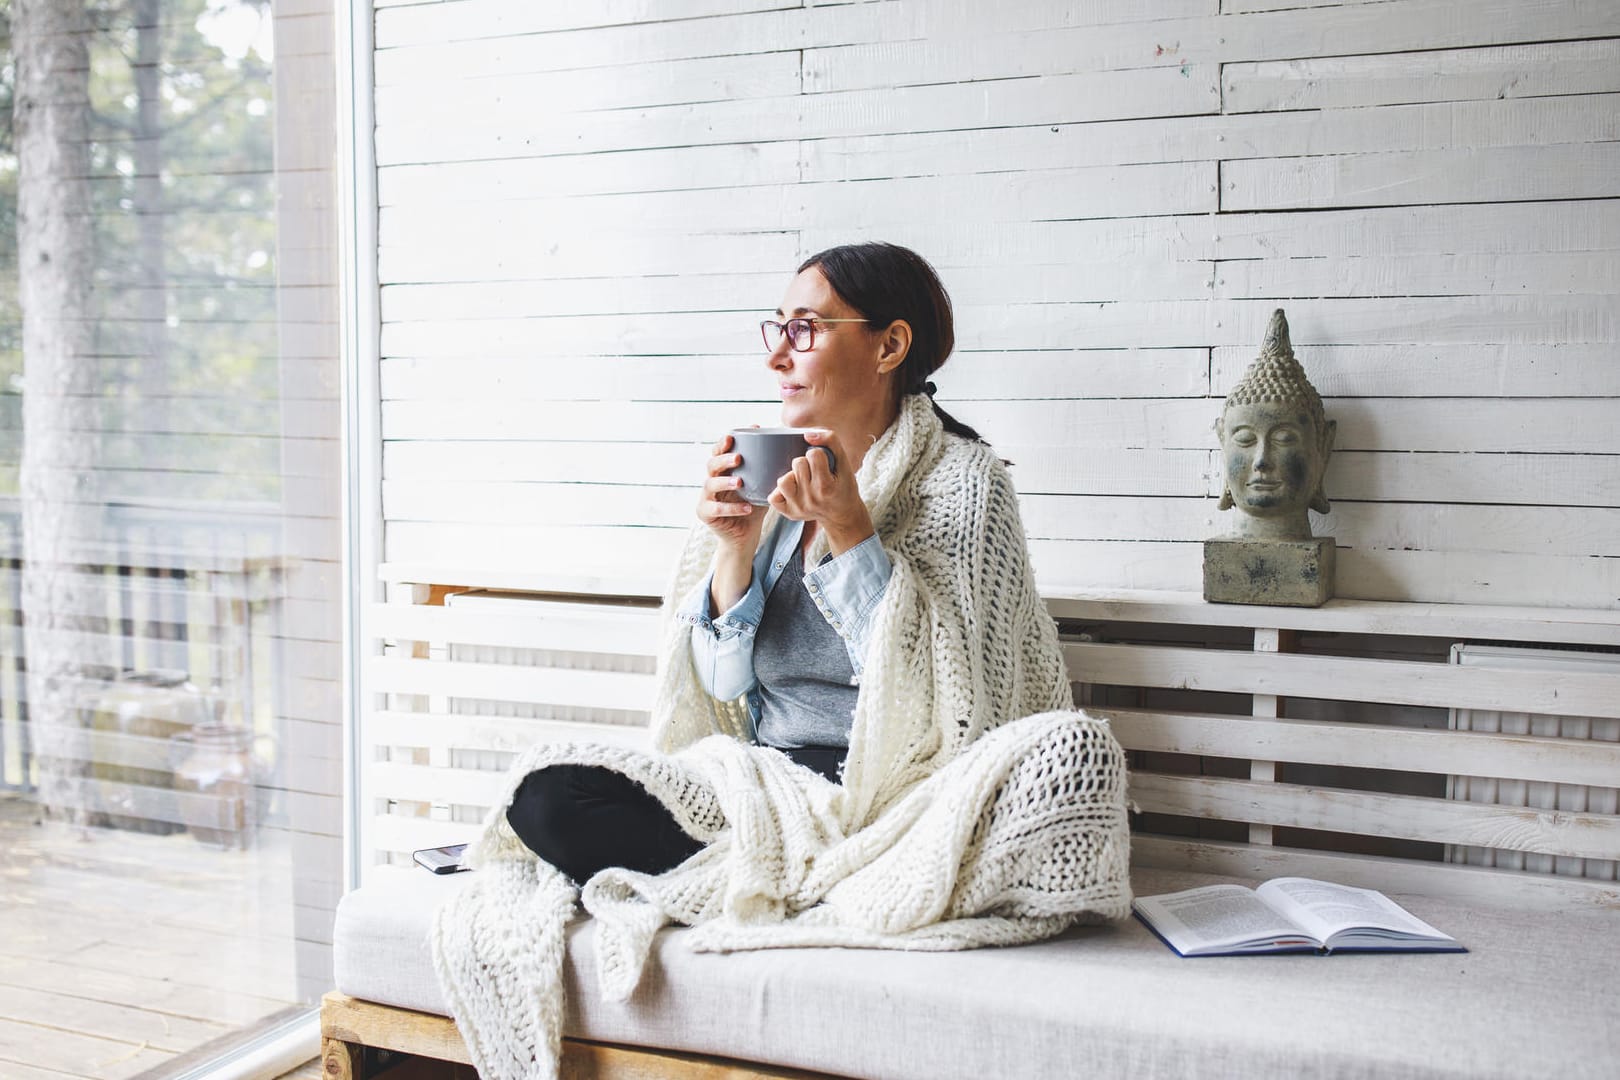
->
[0,0,340,1071]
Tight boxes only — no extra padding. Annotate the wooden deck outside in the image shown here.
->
[0,793,305,1078]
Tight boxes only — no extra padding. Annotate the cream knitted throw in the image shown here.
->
[431,396,1132,1079]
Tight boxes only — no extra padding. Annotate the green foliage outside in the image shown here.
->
[1,0,280,504]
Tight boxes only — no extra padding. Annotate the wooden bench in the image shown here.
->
[323,570,1620,1077]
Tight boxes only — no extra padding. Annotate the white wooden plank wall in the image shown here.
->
[372,0,1620,606]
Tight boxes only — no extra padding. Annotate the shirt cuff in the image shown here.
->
[677,569,764,640]
[802,533,892,676]
[682,567,765,703]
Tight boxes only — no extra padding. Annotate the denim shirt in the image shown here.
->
[675,518,893,740]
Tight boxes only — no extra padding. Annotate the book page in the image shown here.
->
[1134,884,1317,954]
[1256,878,1452,943]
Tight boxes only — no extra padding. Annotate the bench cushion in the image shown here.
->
[334,865,1620,1079]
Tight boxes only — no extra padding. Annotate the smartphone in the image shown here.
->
[413,843,470,874]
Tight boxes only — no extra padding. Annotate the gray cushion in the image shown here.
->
[333,865,1620,1079]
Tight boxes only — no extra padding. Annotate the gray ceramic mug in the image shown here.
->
[729,428,836,506]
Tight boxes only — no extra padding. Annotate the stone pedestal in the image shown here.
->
[1203,537,1335,607]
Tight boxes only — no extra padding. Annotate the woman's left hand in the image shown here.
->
[769,429,874,555]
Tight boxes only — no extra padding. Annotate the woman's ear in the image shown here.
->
[875,319,913,375]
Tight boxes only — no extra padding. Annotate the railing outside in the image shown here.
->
[0,496,283,841]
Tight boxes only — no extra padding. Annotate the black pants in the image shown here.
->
[505,764,703,886]
[505,747,846,885]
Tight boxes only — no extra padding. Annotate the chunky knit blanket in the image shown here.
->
[431,396,1132,1079]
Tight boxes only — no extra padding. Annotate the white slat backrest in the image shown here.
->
[368,584,660,860]
[1448,644,1620,880]
[365,572,1620,910]
[1057,594,1620,911]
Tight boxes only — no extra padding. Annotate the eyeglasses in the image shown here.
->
[760,317,869,353]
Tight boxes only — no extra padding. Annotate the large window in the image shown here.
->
[0,0,340,1071]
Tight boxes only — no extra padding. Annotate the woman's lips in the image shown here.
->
[780,384,804,398]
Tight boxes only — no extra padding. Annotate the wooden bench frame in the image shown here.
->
[320,992,829,1078]
[326,578,1620,1075]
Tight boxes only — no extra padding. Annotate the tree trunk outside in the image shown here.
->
[15,0,105,822]
[134,0,169,426]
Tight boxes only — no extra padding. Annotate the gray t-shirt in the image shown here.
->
[752,547,858,750]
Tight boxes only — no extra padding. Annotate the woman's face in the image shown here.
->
[768,267,897,433]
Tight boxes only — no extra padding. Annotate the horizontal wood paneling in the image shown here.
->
[1223,143,1620,210]
[380,529,1620,608]
[375,67,1221,163]
[379,229,797,283]
[374,0,1620,614]
[803,0,1620,90]
[375,50,800,122]
[1065,641,1620,718]
[377,167,1217,250]
[371,94,1616,204]
[378,348,1212,398]
[380,397,1620,454]
[377,199,1620,280]
[1323,453,1620,509]
[368,655,655,711]
[1215,252,1620,300]
[374,2,915,81]
[373,0,1217,85]
[378,275,785,322]
[1102,707,1620,787]
[1132,772,1620,861]
[378,143,802,204]
[1223,39,1620,111]
[373,0,797,50]
[377,297,1617,355]
[1046,591,1620,646]
[371,602,661,656]
[369,711,650,756]
[802,95,1618,181]
[379,479,1620,557]
[381,523,682,593]
[1328,550,1620,610]
[1211,344,1620,396]
[381,440,1216,497]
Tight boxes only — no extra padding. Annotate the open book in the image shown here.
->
[1132,877,1465,957]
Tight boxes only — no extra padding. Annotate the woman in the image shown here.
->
[435,246,1129,1080]
[503,241,1067,880]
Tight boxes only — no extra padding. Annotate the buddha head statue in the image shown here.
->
[1215,309,1336,541]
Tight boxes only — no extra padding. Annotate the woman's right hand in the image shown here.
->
[698,433,766,554]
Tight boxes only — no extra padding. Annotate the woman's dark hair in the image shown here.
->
[797,242,987,444]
